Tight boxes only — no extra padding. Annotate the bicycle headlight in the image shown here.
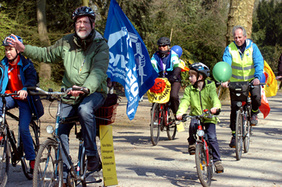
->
[236,101,242,107]
[197,130,205,137]
[46,125,54,134]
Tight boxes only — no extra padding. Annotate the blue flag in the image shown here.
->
[104,0,158,120]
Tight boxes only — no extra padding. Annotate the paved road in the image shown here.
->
[5,92,282,187]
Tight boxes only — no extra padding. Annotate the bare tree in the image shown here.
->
[37,0,50,46]
[226,0,255,45]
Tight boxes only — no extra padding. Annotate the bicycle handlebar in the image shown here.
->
[27,87,89,95]
[180,109,220,122]
[0,92,19,98]
[27,86,89,101]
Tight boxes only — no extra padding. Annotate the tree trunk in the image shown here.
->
[220,0,256,100]
[37,0,50,46]
[226,0,255,45]
[82,0,89,6]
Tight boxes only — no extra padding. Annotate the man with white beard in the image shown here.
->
[8,6,109,183]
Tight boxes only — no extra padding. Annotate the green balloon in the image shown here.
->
[212,61,232,82]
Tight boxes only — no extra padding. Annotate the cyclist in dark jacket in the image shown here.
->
[0,35,39,173]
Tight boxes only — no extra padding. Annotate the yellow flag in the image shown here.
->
[263,61,278,97]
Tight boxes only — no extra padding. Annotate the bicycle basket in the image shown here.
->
[229,82,249,101]
[95,93,119,125]
[95,103,118,125]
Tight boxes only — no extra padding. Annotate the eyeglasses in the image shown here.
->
[75,20,90,26]
[158,45,167,47]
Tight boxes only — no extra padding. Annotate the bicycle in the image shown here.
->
[0,92,40,187]
[229,81,255,160]
[30,87,118,187]
[148,77,177,146]
[181,109,220,187]
[150,101,177,146]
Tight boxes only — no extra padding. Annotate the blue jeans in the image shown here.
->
[188,118,221,162]
[0,96,36,160]
[58,92,105,169]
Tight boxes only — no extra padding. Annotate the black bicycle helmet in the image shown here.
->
[2,35,23,46]
[189,62,210,78]
[157,37,171,46]
[72,6,95,21]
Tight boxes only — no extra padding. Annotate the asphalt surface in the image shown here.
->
[4,91,282,187]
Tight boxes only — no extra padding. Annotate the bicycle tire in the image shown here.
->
[166,108,177,140]
[243,111,251,153]
[195,143,212,187]
[33,138,63,187]
[150,103,161,146]
[235,110,243,160]
[0,133,10,187]
[80,145,87,187]
[22,120,40,180]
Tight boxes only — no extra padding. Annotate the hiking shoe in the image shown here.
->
[250,114,258,126]
[214,161,224,173]
[188,144,196,155]
[229,136,235,148]
[87,155,100,171]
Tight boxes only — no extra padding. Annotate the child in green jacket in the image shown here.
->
[176,62,224,173]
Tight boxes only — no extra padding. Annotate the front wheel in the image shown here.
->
[243,112,251,153]
[33,139,63,187]
[195,143,212,187]
[150,103,161,146]
[235,110,243,160]
[166,108,177,140]
[0,133,10,187]
[22,120,40,180]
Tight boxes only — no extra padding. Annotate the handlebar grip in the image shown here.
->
[182,114,188,122]
[71,86,89,95]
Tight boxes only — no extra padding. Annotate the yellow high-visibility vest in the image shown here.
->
[229,42,255,82]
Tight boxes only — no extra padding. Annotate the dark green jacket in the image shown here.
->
[23,30,109,104]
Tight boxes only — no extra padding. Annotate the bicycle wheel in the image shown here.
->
[243,112,251,153]
[33,139,63,187]
[235,110,243,160]
[195,143,212,187]
[0,132,10,187]
[150,103,161,146]
[166,108,177,140]
[22,120,40,180]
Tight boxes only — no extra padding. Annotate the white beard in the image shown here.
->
[76,29,91,39]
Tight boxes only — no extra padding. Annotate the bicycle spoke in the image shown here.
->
[33,139,63,187]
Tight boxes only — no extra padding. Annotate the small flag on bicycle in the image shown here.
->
[263,60,278,97]
[104,0,158,120]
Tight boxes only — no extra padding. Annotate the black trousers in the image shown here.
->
[170,81,181,115]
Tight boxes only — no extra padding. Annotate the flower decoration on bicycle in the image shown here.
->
[147,78,171,103]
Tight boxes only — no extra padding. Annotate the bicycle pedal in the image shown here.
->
[215,170,224,174]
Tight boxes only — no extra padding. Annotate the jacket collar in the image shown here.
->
[73,29,96,50]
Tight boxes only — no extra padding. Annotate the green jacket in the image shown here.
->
[176,80,221,124]
[23,30,109,104]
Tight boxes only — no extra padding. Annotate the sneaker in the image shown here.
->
[250,114,258,126]
[188,144,196,155]
[87,155,100,171]
[229,136,235,148]
[214,161,224,173]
